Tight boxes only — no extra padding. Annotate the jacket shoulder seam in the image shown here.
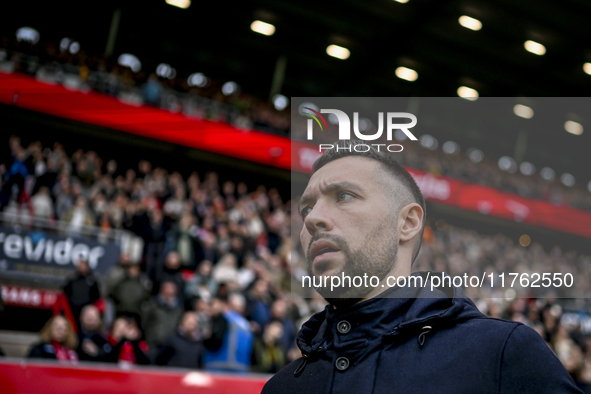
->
[498,323,521,394]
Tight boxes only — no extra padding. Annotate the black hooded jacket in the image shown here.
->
[262,271,581,394]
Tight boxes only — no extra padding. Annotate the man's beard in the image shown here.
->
[305,222,398,308]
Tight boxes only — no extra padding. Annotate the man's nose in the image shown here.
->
[303,201,333,235]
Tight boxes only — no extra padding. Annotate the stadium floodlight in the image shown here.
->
[395,66,418,81]
[165,0,190,9]
[188,73,208,87]
[498,156,516,172]
[561,173,575,187]
[117,53,142,73]
[565,120,583,135]
[69,42,80,55]
[513,104,533,119]
[584,63,591,76]
[394,129,408,141]
[272,94,289,111]
[250,20,275,36]
[458,16,482,31]
[540,167,555,181]
[156,63,176,79]
[457,86,479,101]
[222,81,238,96]
[442,141,460,155]
[60,38,71,52]
[357,118,373,132]
[467,148,484,163]
[394,0,409,3]
[298,102,319,116]
[327,113,339,125]
[419,134,438,150]
[326,45,350,60]
[519,161,536,176]
[16,27,40,44]
[524,40,545,55]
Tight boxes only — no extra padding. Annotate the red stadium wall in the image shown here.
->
[0,360,269,394]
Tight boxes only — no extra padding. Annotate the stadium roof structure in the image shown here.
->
[2,0,591,184]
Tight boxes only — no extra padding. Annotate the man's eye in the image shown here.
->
[337,192,354,202]
[300,206,312,219]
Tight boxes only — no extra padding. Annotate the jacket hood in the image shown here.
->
[297,271,485,357]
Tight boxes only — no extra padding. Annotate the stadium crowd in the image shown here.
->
[1,135,591,392]
[2,33,591,211]
[0,33,290,135]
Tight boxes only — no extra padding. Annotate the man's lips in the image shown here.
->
[309,240,341,266]
[312,250,341,266]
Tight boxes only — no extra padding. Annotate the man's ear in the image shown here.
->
[398,203,424,243]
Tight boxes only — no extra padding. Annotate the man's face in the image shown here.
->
[299,157,400,302]
[81,306,101,331]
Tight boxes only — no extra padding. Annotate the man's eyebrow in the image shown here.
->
[298,181,364,212]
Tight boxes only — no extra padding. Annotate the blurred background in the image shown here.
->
[1,0,591,393]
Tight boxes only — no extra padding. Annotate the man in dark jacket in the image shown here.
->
[142,281,183,355]
[110,263,151,323]
[155,311,204,369]
[76,304,110,362]
[62,260,100,330]
[262,140,581,393]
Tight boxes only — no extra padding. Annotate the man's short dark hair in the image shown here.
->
[312,140,426,263]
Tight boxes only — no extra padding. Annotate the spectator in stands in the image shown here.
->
[105,316,150,365]
[155,311,204,369]
[31,186,53,220]
[76,304,110,362]
[62,195,95,233]
[145,208,166,280]
[168,211,198,270]
[143,73,162,106]
[186,260,217,302]
[28,315,78,363]
[245,279,272,335]
[163,187,186,220]
[62,260,100,330]
[53,177,74,220]
[269,299,297,353]
[102,253,132,298]
[0,144,30,210]
[191,296,212,339]
[110,263,151,324]
[151,251,184,302]
[197,231,219,265]
[142,281,183,356]
[203,293,254,373]
[212,253,240,290]
[251,320,287,374]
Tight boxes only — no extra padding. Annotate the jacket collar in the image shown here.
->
[297,271,484,356]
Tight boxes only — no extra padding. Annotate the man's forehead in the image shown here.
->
[304,157,382,193]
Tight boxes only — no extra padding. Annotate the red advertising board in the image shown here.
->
[0,360,269,394]
[1,285,60,309]
[406,167,591,238]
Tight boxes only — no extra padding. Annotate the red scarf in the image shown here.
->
[108,336,137,364]
[51,340,78,363]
